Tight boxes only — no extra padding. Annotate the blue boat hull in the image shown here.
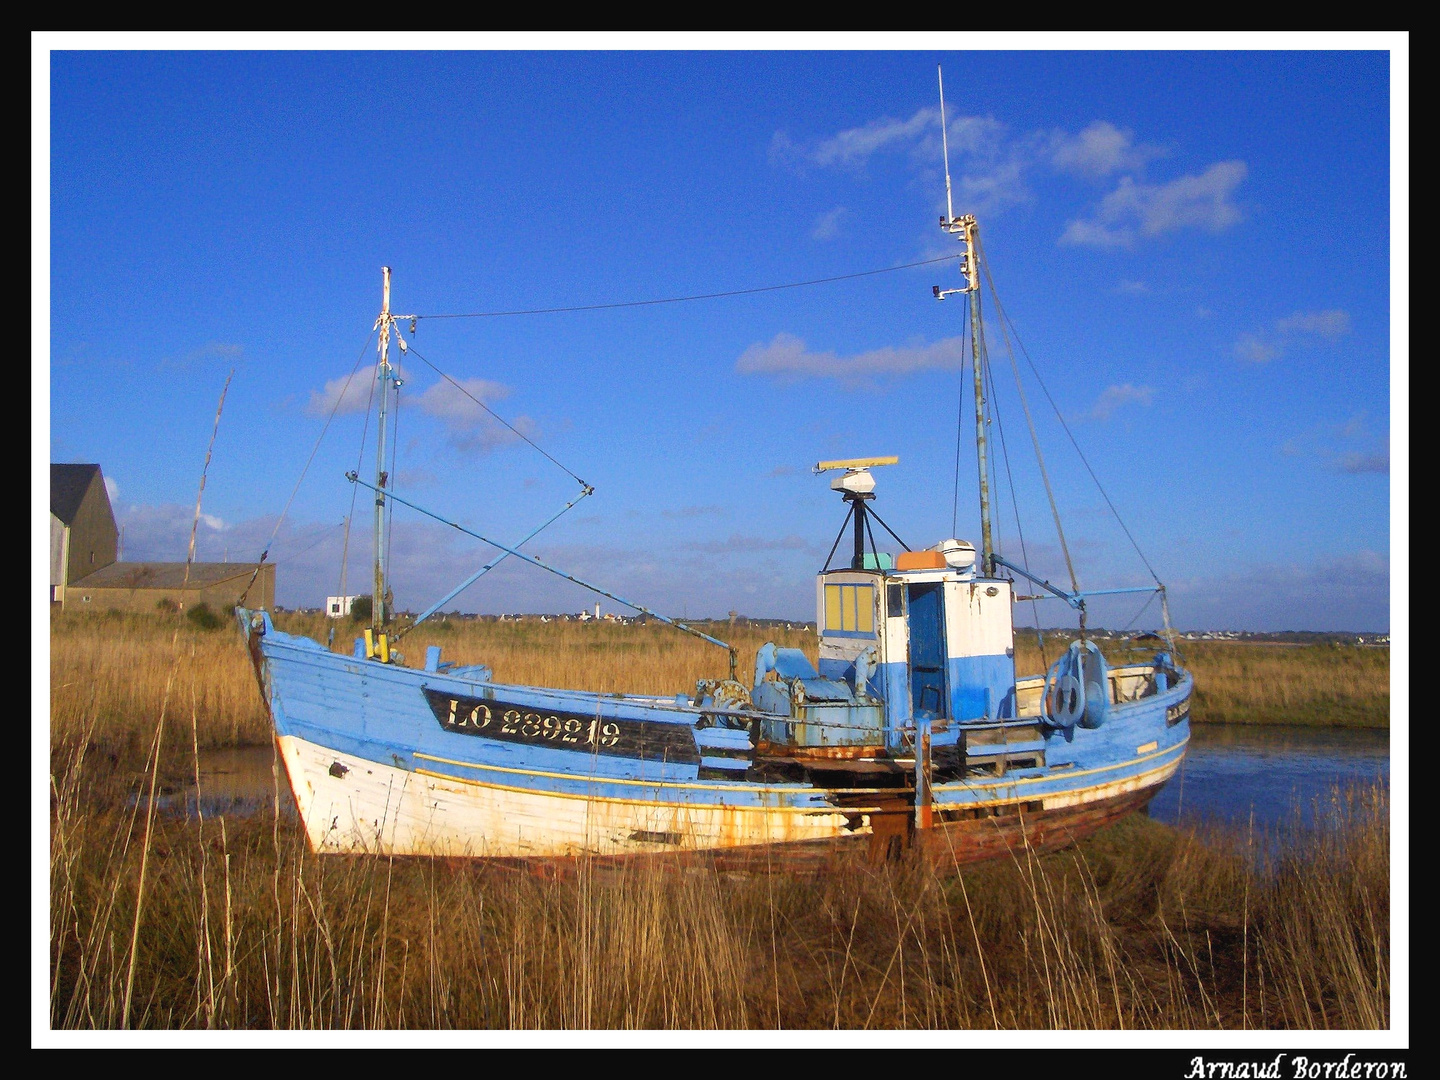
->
[240,609,1192,865]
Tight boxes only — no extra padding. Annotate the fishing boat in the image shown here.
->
[236,92,1192,869]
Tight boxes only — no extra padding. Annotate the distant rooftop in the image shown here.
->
[51,463,104,524]
[69,561,265,590]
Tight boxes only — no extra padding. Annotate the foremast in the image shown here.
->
[370,267,414,651]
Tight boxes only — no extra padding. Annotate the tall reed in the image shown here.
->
[49,751,1389,1030]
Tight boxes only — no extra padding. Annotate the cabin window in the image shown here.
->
[824,584,874,634]
[886,583,904,618]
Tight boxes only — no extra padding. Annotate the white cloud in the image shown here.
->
[1333,451,1389,475]
[1168,551,1388,632]
[160,342,243,370]
[1051,121,1165,179]
[1275,310,1351,337]
[682,534,819,555]
[307,372,375,416]
[954,156,1031,217]
[736,333,965,389]
[1234,333,1280,364]
[811,206,846,241]
[1061,160,1248,248]
[104,475,119,503]
[115,502,235,562]
[1234,309,1351,364]
[806,107,939,168]
[776,109,1027,215]
[1087,383,1154,421]
[663,505,725,520]
[414,377,536,454]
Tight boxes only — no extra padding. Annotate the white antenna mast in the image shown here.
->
[939,65,956,224]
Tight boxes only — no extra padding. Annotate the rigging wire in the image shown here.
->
[984,345,1048,666]
[980,244,1163,587]
[241,328,377,606]
[1119,589,1159,633]
[415,256,961,321]
[337,354,381,613]
[404,343,591,490]
[976,235,1081,599]
[384,380,401,598]
[982,346,1006,560]
[262,519,349,571]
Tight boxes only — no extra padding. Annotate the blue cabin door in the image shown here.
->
[907,582,948,720]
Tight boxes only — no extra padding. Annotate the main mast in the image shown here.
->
[934,68,996,575]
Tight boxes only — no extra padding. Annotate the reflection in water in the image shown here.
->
[1148,724,1389,831]
[168,726,1390,836]
[167,745,297,819]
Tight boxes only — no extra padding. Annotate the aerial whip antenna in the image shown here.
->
[939,65,956,223]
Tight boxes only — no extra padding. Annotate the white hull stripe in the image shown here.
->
[278,731,1183,858]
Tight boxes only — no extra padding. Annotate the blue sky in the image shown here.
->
[39,40,1403,631]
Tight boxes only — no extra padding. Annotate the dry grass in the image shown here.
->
[1014,634,1389,728]
[48,609,812,773]
[50,611,1387,783]
[49,748,1389,1029]
[48,610,1390,1030]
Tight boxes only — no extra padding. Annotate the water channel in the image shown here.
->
[1147,723,1390,832]
[175,724,1391,836]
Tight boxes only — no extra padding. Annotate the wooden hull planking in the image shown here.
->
[275,726,1181,870]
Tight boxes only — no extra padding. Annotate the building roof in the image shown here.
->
[51,463,104,524]
[68,562,269,591]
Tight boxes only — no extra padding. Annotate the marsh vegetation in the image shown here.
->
[47,609,1391,1029]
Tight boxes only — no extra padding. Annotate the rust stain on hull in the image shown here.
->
[386,786,1160,879]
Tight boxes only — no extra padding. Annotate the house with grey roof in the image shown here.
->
[50,463,118,604]
[51,462,275,614]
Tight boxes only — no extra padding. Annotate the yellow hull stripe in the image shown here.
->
[413,749,875,794]
[411,737,1189,805]
[933,736,1189,795]
[932,758,1184,812]
[413,767,878,814]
